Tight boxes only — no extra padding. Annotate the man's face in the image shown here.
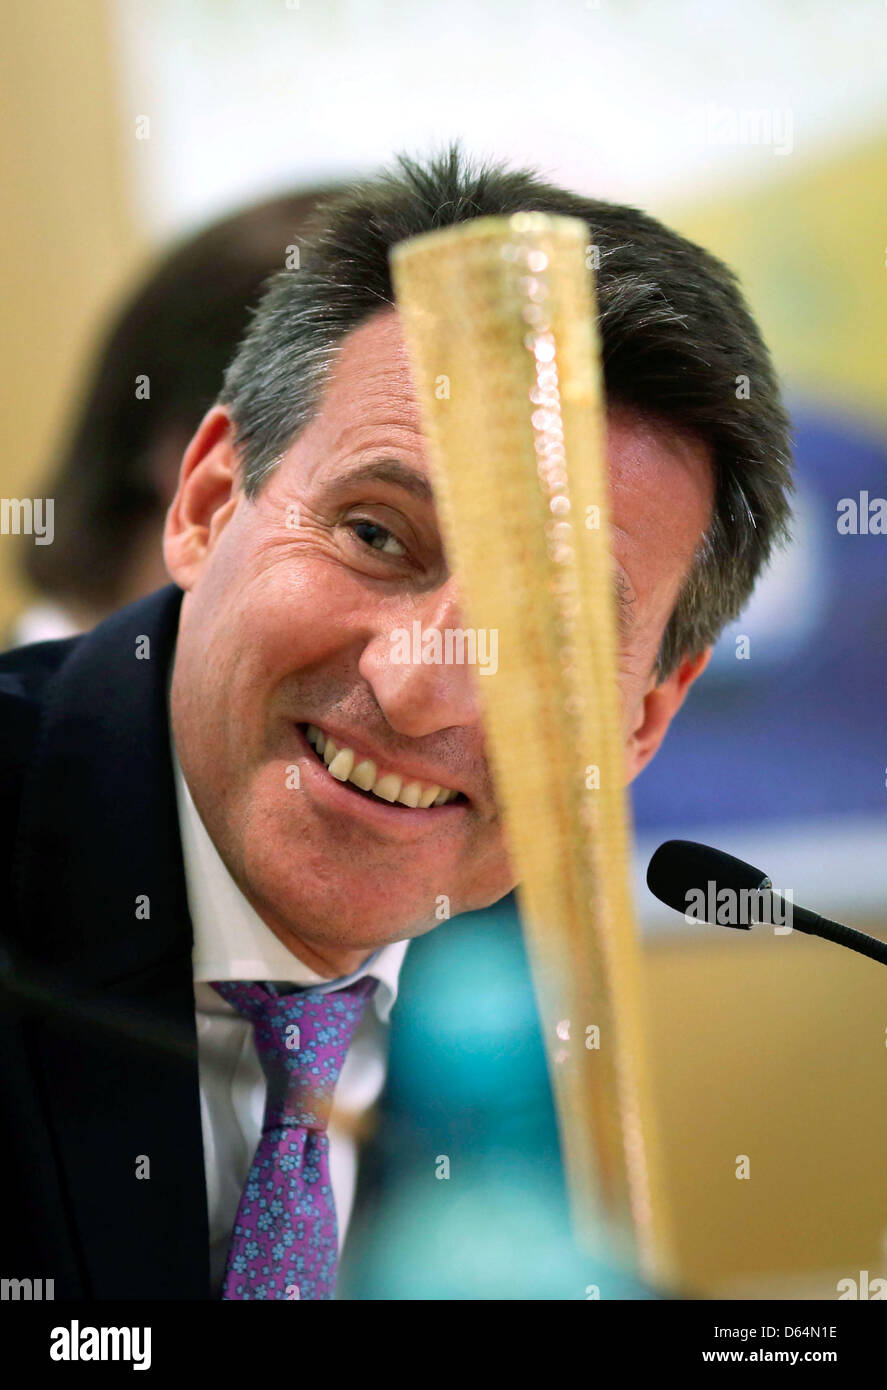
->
[166,309,712,972]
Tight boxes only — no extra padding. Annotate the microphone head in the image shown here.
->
[646,840,770,919]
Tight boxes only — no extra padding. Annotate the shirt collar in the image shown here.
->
[170,737,407,1023]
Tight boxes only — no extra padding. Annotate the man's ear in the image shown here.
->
[163,405,240,590]
[625,647,712,783]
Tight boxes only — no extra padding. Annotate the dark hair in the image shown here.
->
[24,186,338,610]
[221,145,793,678]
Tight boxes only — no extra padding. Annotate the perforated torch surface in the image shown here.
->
[391,213,674,1285]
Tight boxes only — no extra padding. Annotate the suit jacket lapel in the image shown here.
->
[13,585,210,1298]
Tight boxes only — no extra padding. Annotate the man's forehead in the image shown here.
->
[293,311,425,483]
[606,407,714,525]
[327,310,420,425]
[294,308,713,562]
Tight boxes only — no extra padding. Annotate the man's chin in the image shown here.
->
[253,885,439,959]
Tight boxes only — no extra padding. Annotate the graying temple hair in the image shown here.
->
[220,145,794,679]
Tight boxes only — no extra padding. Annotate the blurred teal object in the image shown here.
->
[339,896,658,1300]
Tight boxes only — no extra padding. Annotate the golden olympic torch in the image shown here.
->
[391,213,675,1289]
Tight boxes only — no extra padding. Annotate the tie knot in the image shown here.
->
[210,975,377,1131]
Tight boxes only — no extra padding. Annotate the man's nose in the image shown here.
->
[358,577,483,738]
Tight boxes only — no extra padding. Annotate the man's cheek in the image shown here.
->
[243,585,340,674]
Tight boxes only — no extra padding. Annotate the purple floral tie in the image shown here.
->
[210,975,378,1300]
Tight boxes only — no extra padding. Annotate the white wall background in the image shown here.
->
[111,0,887,241]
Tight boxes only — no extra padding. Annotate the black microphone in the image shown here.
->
[646,839,887,968]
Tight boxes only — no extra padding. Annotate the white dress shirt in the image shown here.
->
[170,747,409,1296]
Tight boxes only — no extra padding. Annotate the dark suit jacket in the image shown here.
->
[1,584,210,1298]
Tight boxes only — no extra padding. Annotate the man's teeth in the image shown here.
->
[305,725,459,808]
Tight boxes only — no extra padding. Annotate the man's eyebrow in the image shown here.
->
[333,458,435,504]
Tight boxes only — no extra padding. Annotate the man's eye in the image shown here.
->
[350,519,407,558]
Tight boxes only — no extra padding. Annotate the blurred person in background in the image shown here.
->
[7,187,338,647]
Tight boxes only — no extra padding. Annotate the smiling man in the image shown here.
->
[0,147,792,1301]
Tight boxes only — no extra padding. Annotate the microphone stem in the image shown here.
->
[776,900,887,967]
